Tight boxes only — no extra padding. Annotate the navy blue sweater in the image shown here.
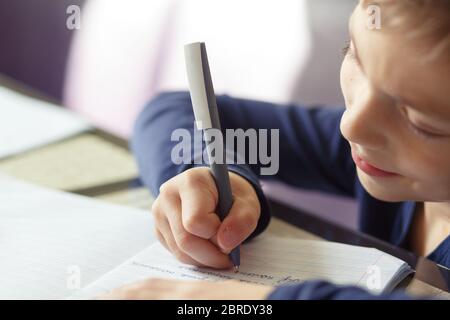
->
[131,91,449,299]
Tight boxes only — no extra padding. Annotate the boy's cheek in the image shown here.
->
[339,110,351,142]
[408,145,450,179]
[395,157,450,200]
[339,60,352,107]
[340,58,362,109]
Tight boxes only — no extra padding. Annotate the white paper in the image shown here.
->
[72,236,411,299]
[0,86,90,159]
[0,175,155,299]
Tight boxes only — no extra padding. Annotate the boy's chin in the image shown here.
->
[357,170,450,202]
[356,170,411,203]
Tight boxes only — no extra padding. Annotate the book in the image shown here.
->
[0,175,412,299]
[0,175,154,299]
[71,236,412,299]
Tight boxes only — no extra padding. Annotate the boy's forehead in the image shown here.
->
[350,4,450,122]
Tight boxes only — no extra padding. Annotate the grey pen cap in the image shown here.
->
[184,42,214,130]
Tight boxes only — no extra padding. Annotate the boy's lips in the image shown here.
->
[351,150,399,177]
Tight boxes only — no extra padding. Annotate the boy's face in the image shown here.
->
[340,3,450,202]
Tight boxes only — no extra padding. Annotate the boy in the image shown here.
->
[106,0,449,299]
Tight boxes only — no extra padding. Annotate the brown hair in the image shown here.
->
[362,0,450,62]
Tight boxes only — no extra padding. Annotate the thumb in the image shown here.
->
[216,198,260,252]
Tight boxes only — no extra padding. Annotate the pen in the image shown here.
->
[184,42,240,272]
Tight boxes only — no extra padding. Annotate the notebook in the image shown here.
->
[70,236,412,299]
[71,234,412,299]
[0,175,155,299]
[0,175,412,299]
[0,86,90,159]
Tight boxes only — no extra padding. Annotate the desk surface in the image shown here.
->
[0,131,137,191]
[1,77,448,299]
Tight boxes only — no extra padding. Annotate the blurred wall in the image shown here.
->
[0,0,360,229]
[0,0,85,101]
[291,0,357,106]
[64,0,357,138]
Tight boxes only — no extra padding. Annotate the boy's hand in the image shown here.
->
[152,167,261,269]
[99,278,273,300]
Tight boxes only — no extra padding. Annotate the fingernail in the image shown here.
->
[221,226,239,251]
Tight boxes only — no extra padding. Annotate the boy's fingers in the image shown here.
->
[209,234,230,255]
[156,216,205,267]
[209,234,220,248]
[164,203,232,269]
[155,228,169,251]
[179,186,221,239]
[154,197,205,266]
[217,199,260,252]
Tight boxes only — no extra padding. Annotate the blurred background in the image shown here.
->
[0,0,359,228]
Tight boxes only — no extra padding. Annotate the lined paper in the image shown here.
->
[72,236,412,299]
[0,175,155,299]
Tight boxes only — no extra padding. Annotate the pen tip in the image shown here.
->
[234,266,239,273]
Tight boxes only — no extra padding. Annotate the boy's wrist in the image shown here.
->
[226,165,272,241]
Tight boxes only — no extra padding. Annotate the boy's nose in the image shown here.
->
[340,88,389,150]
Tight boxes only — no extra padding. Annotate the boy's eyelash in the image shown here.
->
[407,120,446,140]
[408,121,435,140]
[400,106,442,140]
[342,40,351,57]
[342,40,360,67]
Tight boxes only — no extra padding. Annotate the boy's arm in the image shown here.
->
[131,91,356,238]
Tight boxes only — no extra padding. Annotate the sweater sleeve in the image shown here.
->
[267,280,425,300]
[131,91,357,239]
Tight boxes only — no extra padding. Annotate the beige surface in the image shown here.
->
[405,279,450,299]
[96,187,155,211]
[0,133,137,191]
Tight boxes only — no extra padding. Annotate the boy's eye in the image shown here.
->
[408,121,439,139]
[401,106,447,139]
[407,120,448,139]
